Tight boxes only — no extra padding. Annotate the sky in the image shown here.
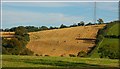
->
[2,2,119,29]
[2,0,120,1]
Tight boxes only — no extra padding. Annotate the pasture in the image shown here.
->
[2,55,119,69]
[90,23,119,58]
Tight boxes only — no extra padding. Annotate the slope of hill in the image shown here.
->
[90,22,119,58]
[106,22,119,36]
[26,24,106,56]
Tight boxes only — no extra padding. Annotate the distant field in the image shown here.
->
[2,55,119,69]
[107,23,119,36]
[26,24,106,56]
[0,32,15,38]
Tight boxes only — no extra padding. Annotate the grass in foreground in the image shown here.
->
[2,55,119,69]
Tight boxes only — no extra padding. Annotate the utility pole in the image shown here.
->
[94,2,96,24]
[118,1,120,22]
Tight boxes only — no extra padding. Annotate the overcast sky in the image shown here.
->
[2,2,119,29]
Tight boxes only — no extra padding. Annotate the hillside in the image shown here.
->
[90,22,119,58]
[26,24,106,56]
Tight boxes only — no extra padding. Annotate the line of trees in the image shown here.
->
[1,18,106,32]
[104,35,120,38]
[2,19,104,32]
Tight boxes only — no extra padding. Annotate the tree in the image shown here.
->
[70,23,77,27]
[15,26,28,36]
[60,24,67,28]
[4,28,10,32]
[40,26,48,30]
[2,26,33,55]
[9,27,17,32]
[15,26,29,46]
[49,26,54,29]
[85,22,92,26]
[2,38,22,55]
[97,18,104,24]
[25,26,39,32]
[78,21,85,26]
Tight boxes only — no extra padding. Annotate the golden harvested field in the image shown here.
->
[27,24,106,57]
[0,32,15,38]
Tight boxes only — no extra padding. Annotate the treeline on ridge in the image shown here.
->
[1,19,104,32]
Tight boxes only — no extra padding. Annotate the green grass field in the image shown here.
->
[90,38,119,58]
[2,55,119,69]
[90,22,119,58]
[107,23,119,36]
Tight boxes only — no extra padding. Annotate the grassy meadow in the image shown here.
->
[2,55,119,69]
[90,22,119,58]
[90,38,119,58]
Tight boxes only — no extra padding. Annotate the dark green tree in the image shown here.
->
[60,24,67,28]
[2,26,33,55]
[15,26,28,36]
[97,18,104,24]
[40,26,48,30]
[85,22,92,26]
[78,21,85,26]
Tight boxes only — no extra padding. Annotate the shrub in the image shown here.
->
[35,54,39,56]
[20,48,34,55]
[69,54,76,57]
[2,47,10,55]
[45,55,49,57]
[60,55,64,57]
[98,44,119,59]
[2,26,33,55]
[77,51,86,57]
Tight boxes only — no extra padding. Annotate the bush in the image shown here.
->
[45,55,49,57]
[2,47,10,55]
[20,48,34,55]
[2,26,33,55]
[77,51,86,57]
[98,44,119,59]
[35,54,39,56]
[69,54,76,57]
